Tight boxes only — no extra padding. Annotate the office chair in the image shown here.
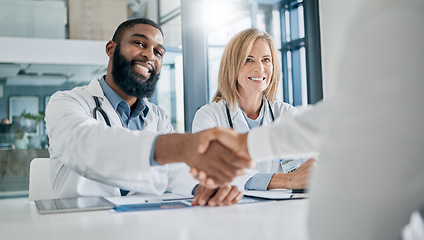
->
[29,158,53,201]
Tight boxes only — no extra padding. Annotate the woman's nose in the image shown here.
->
[254,61,265,72]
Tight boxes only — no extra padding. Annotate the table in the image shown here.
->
[0,197,310,240]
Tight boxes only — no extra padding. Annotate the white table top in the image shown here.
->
[0,197,310,240]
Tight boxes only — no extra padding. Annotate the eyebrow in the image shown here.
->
[131,33,166,52]
[247,55,272,58]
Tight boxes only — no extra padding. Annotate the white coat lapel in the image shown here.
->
[262,97,274,125]
[87,78,123,127]
[228,101,250,134]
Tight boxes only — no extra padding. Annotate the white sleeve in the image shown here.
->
[248,101,328,162]
[46,90,158,192]
[192,105,219,133]
[231,169,257,191]
[166,163,198,197]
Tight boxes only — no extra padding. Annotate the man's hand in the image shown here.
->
[154,129,252,186]
[268,157,317,189]
[198,127,250,160]
[190,127,252,188]
[192,184,243,207]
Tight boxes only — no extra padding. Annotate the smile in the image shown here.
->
[248,77,266,81]
[135,64,150,74]
[133,63,153,79]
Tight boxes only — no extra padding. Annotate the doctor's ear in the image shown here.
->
[105,40,116,57]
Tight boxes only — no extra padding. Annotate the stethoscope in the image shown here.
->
[92,96,111,127]
[225,101,275,128]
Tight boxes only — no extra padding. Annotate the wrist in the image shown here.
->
[267,173,293,189]
[154,134,189,164]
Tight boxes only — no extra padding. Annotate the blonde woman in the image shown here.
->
[192,28,316,191]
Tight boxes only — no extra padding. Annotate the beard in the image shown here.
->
[111,44,160,99]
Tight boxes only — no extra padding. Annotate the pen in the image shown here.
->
[163,197,193,202]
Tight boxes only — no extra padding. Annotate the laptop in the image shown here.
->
[35,197,116,214]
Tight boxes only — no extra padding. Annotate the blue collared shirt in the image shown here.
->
[99,76,158,166]
[99,77,148,128]
[240,105,273,190]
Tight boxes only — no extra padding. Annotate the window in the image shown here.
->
[279,0,323,105]
[180,0,322,130]
[129,0,185,132]
[205,1,251,101]
[204,0,322,106]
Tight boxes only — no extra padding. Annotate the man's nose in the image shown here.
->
[141,48,155,61]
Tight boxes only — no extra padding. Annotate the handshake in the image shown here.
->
[154,127,254,189]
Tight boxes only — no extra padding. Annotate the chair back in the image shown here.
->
[29,158,53,201]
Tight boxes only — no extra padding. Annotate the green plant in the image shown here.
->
[20,111,45,123]
[14,128,25,139]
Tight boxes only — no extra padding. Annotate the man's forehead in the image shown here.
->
[124,24,164,44]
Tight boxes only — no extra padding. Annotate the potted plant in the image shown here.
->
[20,112,45,130]
[13,128,27,149]
[20,111,45,149]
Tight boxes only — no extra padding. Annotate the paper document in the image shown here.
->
[113,201,191,212]
[105,193,192,206]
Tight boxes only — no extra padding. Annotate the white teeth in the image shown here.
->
[249,77,265,81]
[135,64,149,74]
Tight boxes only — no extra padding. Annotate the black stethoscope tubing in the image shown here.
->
[94,95,275,129]
[93,96,111,127]
[225,101,275,129]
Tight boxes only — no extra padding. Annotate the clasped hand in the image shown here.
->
[155,127,252,188]
[191,127,252,188]
[191,183,243,207]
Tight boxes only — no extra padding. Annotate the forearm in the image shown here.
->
[267,169,311,190]
[154,133,191,165]
[267,173,293,189]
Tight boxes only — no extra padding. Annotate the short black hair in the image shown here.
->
[112,18,163,43]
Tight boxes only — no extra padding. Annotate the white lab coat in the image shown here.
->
[192,97,308,190]
[45,78,197,198]
[248,0,424,239]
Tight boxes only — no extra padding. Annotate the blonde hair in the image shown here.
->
[212,28,281,108]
